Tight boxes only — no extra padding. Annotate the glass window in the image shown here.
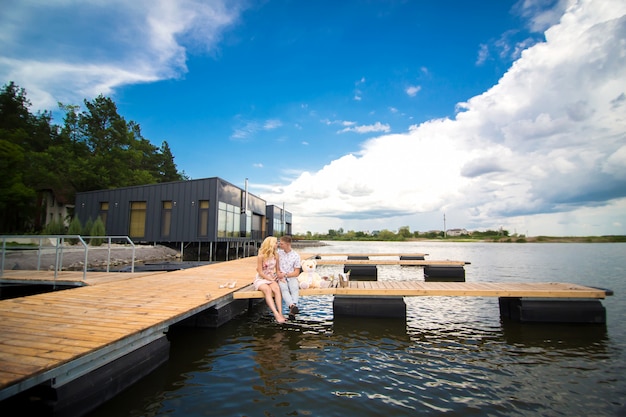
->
[198,200,209,237]
[99,202,109,228]
[161,201,172,238]
[129,201,147,238]
[217,201,240,237]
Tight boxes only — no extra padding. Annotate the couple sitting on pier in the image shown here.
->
[254,235,302,323]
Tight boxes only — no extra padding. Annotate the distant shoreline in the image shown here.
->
[293,236,625,244]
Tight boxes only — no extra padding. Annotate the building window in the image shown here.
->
[217,201,240,237]
[99,202,109,227]
[161,201,172,238]
[274,217,285,236]
[129,201,147,238]
[198,200,209,237]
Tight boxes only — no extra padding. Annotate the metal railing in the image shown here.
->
[1,235,136,281]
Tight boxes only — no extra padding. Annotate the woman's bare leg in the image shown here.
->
[270,282,284,317]
[260,284,286,323]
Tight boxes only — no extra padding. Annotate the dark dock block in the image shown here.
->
[424,265,465,282]
[400,255,425,260]
[333,296,406,318]
[344,264,377,281]
[499,297,606,324]
[9,335,171,417]
[347,255,369,260]
[176,299,251,328]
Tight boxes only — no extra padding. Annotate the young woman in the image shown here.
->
[254,236,287,323]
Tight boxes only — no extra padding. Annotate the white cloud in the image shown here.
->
[261,0,626,236]
[406,85,421,97]
[514,0,570,33]
[338,122,391,134]
[231,118,283,140]
[0,0,246,110]
[263,119,283,129]
[476,44,490,66]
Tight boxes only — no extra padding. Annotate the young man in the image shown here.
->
[277,235,302,320]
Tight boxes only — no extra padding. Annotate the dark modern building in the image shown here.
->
[74,177,292,261]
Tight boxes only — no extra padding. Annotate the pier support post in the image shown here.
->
[424,265,465,282]
[176,299,251,328]
[344,265,378,281]
[400,255,425,260]
[5,334,171,416]
[498,297,606,324]
[333,296,406,318]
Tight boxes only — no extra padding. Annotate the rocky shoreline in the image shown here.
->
[3,244,181,271]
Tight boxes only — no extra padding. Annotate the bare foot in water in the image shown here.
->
[274,313,287,323]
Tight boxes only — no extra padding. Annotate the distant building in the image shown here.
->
[446,228,469,237]
[74,177,292,261]
[36,189,74,230]
[266,204,292,237]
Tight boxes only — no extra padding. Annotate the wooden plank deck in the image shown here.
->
[232,281,609,299]
[0,256,261,401]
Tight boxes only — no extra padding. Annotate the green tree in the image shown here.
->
[157,141,186,182]
[0,83,188,233]
[67,216,82,244]
[398,226,412,238]
[43,219,65,235]
[90,217,106,246]
[0,83,45,232]
[83,218,94,237]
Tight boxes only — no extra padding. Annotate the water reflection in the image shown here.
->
[501,321,608,352]
[332,316,408,341]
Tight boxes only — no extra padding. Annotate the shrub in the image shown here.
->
[67,217,82,244]
[90,217,106,246]
[83,217,94,236]
[43,219,65,235]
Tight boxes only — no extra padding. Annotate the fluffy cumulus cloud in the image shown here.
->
[263,0,626,235]
[0,0,245,109]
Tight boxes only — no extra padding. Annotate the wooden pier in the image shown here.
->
[232,280,608,299]
[0,252,612,415]
[0,256,262,412]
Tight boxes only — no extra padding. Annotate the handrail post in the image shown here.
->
[106,237,112,273]
[37,237,43,271]
[78,236,88,281]
[53,236,60,284]
[125,236,136,273]
[1,237,5,277]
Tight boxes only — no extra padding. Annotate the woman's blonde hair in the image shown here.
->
[259,236,278,259]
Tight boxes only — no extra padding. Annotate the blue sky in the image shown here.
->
[2,0,625,236]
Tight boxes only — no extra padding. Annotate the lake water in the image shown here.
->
[86,241,626,417]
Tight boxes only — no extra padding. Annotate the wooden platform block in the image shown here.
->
[333,296,406,318]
